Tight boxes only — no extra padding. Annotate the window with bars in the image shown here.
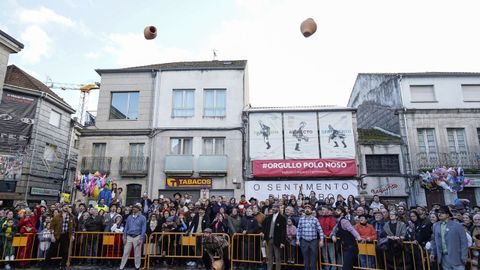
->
[417,128,437,154]
[170,138,193,155]
[447,128,467,153]
[172,89,195,117]
[365,155,400,174]
[202,137,225,155]
[204,89,226,117]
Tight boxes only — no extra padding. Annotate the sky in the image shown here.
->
[2,0,480,117]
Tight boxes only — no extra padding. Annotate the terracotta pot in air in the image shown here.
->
[300,18,317,37]
[144,26,157,40]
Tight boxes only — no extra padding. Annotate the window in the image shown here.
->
[92,143,106,157]
[126,184,142,206]
[203,137,225,155]
[477,128,480,145]
[417,128,437,154]
[410,85,436,102]
[462,85,480,102]
[109,92,139,120]
[204,89,226,117]
[365,155,400,174]
[129,143,145,157]
[447,128,467,153]
[170,138,193,155]
[49,110,61,127]
[43,144,59,171]
[73,139,79,149]
[172,89,194,117]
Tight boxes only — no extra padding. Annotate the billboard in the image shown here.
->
[252,159,357,177]
[249,113,283,160]
[283,112,319,159]
[318,112,355,158]
[0,91,37,152]
[166,177,212,189]
[245,180,358,202]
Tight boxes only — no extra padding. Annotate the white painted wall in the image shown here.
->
[0,44,9,98]
[401,76,480,109]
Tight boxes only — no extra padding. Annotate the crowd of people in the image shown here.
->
[0,191,479,270]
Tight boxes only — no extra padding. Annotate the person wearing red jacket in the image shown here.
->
[17,206,41,266]
[318,207,336,270]
[237,195,250,215]
[354,214,377,268]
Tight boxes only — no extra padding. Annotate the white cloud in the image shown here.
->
[20,25,52,64]
[18,6,74,27]
[84,51,101,60]
[102,32,194,67]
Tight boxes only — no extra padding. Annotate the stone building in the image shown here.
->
[0,29,23,101]
[348,73,480,207]
[79,60,248,205]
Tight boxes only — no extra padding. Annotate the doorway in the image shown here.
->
[425,190,445,209]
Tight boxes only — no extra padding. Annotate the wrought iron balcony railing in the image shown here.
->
[119,156,149,177]
[416,152,480,172]
[80,156,112,174]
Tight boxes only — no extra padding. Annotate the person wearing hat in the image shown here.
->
[119,203,146,270]
[430,205,468,270]
[202,228,229,270]
[296,204,324,270]
[262,203,286,270]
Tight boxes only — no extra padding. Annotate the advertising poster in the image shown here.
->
[245,180,358,202]
[252,159,357,177]
[318,112,355,158]
[0,91,37,152]
[249,113,283,160]
[0,155,22,181]
[283,112,319,159]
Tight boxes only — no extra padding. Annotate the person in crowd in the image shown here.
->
[286,217,297,264]
[141,193,152,216]
[253,204,265,226]
[319,206,336,270]
[370,195,384,210]
[227,207,242,234]
[202,228,229,270]
[241,207,261,263]
[17,207,40,266]
[237,195,249,215]
[263,203,286,270]
[463,213,474,232]
[119,204,146,270]
[332,207,362,270]
[379,210,407,270]
[50,203,76,270]
[37,221,54,259]
[211,212,228,234]
[1,218,17,270]
[95,198,109,213]
[107,215,124,261]
[335,195,347,209]
[103,204,120,232]
[296,204,324,270]
[355,214,376,268]
[430,205,468,270]
[189,207,210,234]
[212,196,227,217]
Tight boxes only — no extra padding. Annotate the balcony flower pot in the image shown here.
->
[300,18,317,37]
[144,26,157,40]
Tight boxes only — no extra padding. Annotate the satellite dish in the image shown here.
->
[300,18,317,37]
[144,26,157,40]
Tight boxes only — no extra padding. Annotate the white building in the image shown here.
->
[0,29,23,101]
[349,73,480,207]
[79,60,248,205]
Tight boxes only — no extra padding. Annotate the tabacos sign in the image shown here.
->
[166,177,212,189]
[252,159,357,177]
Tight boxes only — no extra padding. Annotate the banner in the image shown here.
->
[0,91,37,152]
[283,112,319,159]
[249,113,283,160]
[252,159,357,177]
[166,177,212,189]
[0,155,23,181]
[318,112,355,158]
[245,180,358,202]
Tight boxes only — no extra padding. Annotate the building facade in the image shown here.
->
[1,65,76,206]
[244,106,360,201]
[349,73,480,207]
[79,60,248,205]
[0,29,23,101]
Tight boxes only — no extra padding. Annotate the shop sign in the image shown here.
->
[245,180,358,201]
[364,177,407,197]
[252,159,357,177]
[166,177,212,189]
[30,187,60,197]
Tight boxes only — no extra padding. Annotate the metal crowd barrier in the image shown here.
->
[0,232,62,264]
[145,232,230,269]
[66,232,147,266]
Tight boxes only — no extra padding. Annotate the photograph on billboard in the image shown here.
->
[283,112,320,159]
[318,112,355,158]
[249,113,283,160]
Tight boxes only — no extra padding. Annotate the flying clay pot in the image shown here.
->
[144,26,157,40]
[300,18,317,37]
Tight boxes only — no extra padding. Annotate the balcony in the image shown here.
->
[198,155,228,175]
[164,155,194,175]
[416,152,480,173]
[80,157,112,174]
[119,157,149,177]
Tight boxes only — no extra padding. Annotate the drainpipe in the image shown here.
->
[25,92,46,202]
[61,119,75,196]
[398,75,416,205]
[148,70,159,197]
